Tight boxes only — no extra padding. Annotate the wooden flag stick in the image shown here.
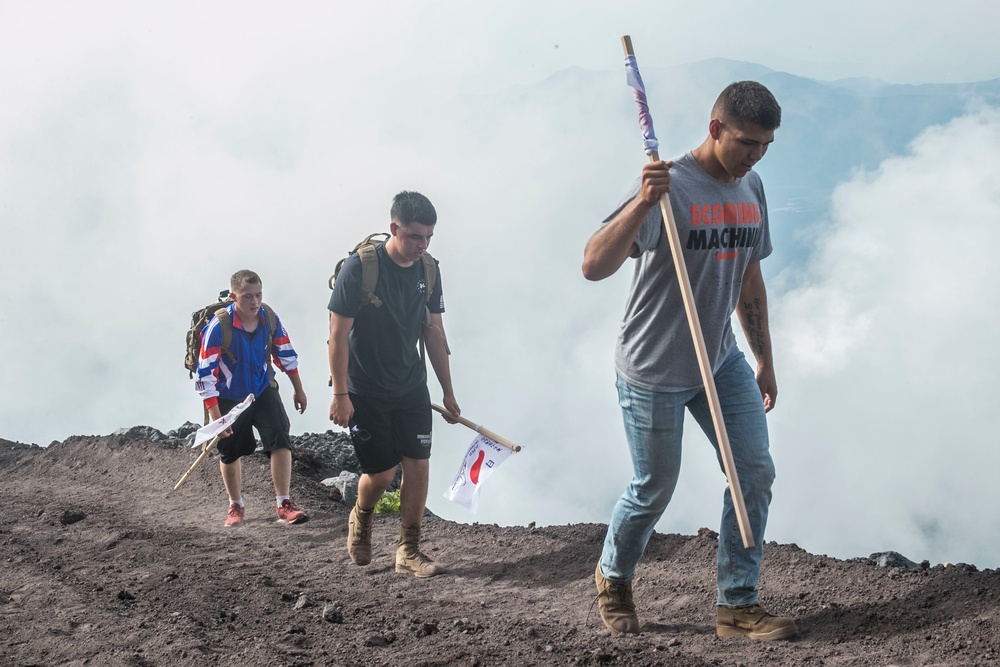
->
[431,403,522,453]
[621,35,754,549]
[173,435,221,492]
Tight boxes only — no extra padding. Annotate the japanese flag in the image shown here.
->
[192,394,254,448]
[444,434,512,513]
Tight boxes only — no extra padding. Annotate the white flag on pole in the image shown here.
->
[444,434,513,513]
[191,394,254,448]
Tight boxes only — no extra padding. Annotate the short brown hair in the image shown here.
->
[391,191,437,227]
[230,269,262,293]
[712,81,781,130]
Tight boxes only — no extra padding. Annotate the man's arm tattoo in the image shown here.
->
[742,297,767,359]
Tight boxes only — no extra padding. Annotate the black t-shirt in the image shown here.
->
[328,243,445,399]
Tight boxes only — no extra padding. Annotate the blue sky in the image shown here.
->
[2,1,999,567]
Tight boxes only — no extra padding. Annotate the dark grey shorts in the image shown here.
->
[348,384,432,474]
[216,386,291,465]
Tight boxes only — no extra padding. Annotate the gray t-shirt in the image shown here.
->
[607,152,772,391]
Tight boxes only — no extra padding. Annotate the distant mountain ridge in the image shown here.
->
[472,58,1000,269]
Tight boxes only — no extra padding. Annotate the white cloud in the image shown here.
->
[769,109,1000,566]
[3,1,1000,568]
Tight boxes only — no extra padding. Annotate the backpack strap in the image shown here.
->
[328,232,390,309]
[260,303,279,388]
[418,252,450,361]
[357,244,382,308]
[217,305,279,388]
[421,252,437,305]
[214,307,238,367]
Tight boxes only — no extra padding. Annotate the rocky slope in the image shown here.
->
[1,429,998,666]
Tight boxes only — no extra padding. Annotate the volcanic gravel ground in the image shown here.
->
[1,429,998,666]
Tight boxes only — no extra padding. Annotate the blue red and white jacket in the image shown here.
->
[194,303,299,409]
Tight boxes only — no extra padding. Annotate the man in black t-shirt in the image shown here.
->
[328,191,460,578]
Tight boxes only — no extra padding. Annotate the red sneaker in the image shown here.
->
[276,499,308,525]
[225,503,245,527]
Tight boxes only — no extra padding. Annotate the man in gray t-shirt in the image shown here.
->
[582,81,797,641]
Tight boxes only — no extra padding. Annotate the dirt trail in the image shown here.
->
[1,433,998,666]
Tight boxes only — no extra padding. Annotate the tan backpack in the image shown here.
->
[327,233,448,386]
[185,292,278,385]
[328,233,437,309]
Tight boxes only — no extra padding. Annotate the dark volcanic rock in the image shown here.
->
[291,429,357,480]
[3,428,999,667]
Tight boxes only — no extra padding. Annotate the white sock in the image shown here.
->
[276,495,289,507]
[229,498,244,507]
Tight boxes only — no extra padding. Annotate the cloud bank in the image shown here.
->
[2,3,1000,569]
[767,109,1000,566]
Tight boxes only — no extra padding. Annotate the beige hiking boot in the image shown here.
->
[347,504,373,566]
[716,604,798,641]
[594,563,640,635]
[395,525,445,578]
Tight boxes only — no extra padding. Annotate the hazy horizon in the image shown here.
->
[3,1,1000,569]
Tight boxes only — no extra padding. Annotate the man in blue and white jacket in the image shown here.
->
[196,269,308,528]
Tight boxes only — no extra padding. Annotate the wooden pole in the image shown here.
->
[172,435,221,492]
[621,35,754,549]
[431,403,522,453]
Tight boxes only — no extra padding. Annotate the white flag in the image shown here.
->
[444,434,512,513]
[191,394,254,448]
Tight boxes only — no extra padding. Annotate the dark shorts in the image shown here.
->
[349,384,432,474]
[216,385,291,465]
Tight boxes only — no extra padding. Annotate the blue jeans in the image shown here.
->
[599,348,776,607]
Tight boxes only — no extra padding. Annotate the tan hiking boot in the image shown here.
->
[347,504,373,566]
[594,563,640,635]
[395,525,445,578]
[717,604,798,641]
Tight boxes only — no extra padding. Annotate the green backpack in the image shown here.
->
[328,232,437,309]
[327,233,447,386]
[185,291,279,385]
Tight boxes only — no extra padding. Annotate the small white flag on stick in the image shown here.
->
[191,394,254,448]
[444,434,513,513]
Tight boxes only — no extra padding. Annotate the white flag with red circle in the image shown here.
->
[444,434,512,513]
